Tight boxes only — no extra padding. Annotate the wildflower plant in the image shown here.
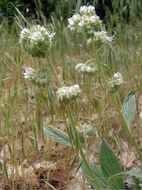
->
[68,6,102,34]
[56,84,81,103]
[68,5,113,44]
[19,25,55,57]
[11,3,142,190]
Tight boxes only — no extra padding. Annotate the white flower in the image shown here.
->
[112,72,123,85]
[19,25,55,57]
[75,63,97,74]
[30,31,42,41]
[75,63,84,69]
[139,112,142,119]
[93,31,114,44]
[68,5,102,35]
[20,28,29,39]
[68,18,74,26]
[72,14,81,22]
[89,15,101,25]
[23,67,36,80]
[56,84,81,102]
[68,5,114,45]
[80,5,95,15]
[23,67,50,86]
[108,72,123,91]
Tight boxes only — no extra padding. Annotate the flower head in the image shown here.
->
[80,5,95,15]
[75,63,97,74]
[108,72,123,92]
[23,66,50,86]
[68,5,114,45]
[19,25,55,57]
[56,84,81,103]
[23,67,36,80]
[93,31,114,44]
[112,72,123,85]
[68,5,102,34]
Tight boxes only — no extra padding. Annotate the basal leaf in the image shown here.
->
[100,141,125,189]
[43,125,71,146]
[81,162,107,189]
[122,90,136,128]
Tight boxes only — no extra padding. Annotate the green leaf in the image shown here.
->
[108,169,142,187]
[122,90,136,128]
[100,141,125,189]
[81,162,107,189]
[43,125,71,146]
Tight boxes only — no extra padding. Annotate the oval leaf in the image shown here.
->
[122,90,136,128]
[100,141,125,189]
[43,125,71,146]
[81,162,107,189]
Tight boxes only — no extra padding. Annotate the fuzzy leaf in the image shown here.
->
[43,125,71,146]
[81,162,107,189]
[100,141,125,189]
[122,90,136,128]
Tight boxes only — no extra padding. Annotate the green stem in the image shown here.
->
[46,56,62,86]
[67,105,104,189]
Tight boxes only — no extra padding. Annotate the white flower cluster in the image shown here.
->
[23,67,36,80]
[80,5,95,15]
[108,72,123,91]
[56,84,81,103]
[68,5,113,44]
[75,63,97,74]
[68,5,102,34]
[19,25,55,57]
[93,31,114,44]
[23,66,50,86]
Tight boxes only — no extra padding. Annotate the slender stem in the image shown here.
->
[67,104,104,189]
[46,56,62,86]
